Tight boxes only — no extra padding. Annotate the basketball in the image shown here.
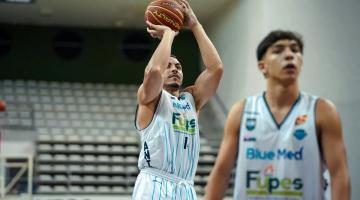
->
[145,0,184,32]
[0,100,6,112]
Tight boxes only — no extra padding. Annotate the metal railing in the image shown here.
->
[0,154,33,200]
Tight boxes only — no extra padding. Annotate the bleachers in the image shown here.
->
[0,79,232,196]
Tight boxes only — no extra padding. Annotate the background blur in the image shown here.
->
[0,0,359,199]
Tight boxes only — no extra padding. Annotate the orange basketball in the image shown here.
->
[0,100,6,112]
[145,0,184,32]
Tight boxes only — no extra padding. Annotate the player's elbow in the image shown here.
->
[144,66,162,82]
[205,167,230,200]
[209,163,232,186]
[331,168,351,200]
[217,63,224,76]
[213,61,224,74]
[334,178,351,200]
[145,66,163,79]
[340,173,351,198]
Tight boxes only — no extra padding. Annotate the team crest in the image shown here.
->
[246,118,256,131]
[179,95,186,100]
[295,114,308,125]
[293,129,307,141]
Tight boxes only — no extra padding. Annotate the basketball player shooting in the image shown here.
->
[132,0,223,199]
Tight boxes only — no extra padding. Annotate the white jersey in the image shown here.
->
[234,92,327,200]
[133,90,200,199]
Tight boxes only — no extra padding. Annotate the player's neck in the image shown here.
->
[265,82,299,108]
[164,87,180,98]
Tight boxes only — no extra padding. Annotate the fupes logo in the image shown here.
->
[172,112,196,134]
[246,170,303,196]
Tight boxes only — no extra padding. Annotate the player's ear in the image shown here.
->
[258,60,265,72]
[258,61,268,78]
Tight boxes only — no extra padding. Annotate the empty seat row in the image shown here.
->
[37,164,138,173]
[37,185,132,193]
[38,144,136,151]
[34,119,133,129]
[34,111,133,121]
[38,154,138,163]
[37,128,133,136]
[1,79,138,92]
[37,134,138,143]
[32,103,135,113]
[38,174,135,183]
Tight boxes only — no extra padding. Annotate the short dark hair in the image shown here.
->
[256,30,304,61]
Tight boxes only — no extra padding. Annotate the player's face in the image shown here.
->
[258,39,303,84]
[163,57,183,88]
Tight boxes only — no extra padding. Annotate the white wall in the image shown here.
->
[1,129,36,156]
[208,0,360,198]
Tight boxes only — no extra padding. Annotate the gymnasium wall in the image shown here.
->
[0,24,200,87]
[209,0,360,198]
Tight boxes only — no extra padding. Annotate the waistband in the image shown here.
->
[140,168,194,186]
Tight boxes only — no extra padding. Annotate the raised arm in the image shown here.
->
[316,98,351,200]
[205,100,244,200]
[179,0,223,111]
[137,22,177,106]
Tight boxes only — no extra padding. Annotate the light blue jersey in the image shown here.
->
[133,90,200,199]
[234,92,328,200]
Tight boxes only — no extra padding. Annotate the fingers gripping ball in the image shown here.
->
[145,0,184,32]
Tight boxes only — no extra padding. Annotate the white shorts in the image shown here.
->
[132,168,197,200]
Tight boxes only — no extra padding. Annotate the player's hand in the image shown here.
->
[146,21,178,39]
[177,0,199,30]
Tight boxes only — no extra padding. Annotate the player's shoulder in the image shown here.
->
[315,97,340,127]
[229,99,246,116]
[315,97,338,113]
[182,85,194,95]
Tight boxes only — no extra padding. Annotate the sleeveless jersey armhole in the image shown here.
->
[313,97,324,160]
[236,98,247,160]
[134,91,163,131]
[182,92,196,110]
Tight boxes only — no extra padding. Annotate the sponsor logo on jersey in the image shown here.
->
[295,114,308,125]
[246,118,256,131]
[293,129,307,141]
[172,102,191,110]
[244,111,260,115]
[246,167,303,197]
[172,112,196,134]
[144,141,151,167]
[243,135,257,142]
[246,147,304,161]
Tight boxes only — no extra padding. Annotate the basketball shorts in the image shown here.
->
[132,168,196,200]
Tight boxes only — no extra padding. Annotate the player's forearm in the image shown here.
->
[331,172,351,200]
[191,23,223,72]
[146,30,176,73]
[205,169,231,200]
